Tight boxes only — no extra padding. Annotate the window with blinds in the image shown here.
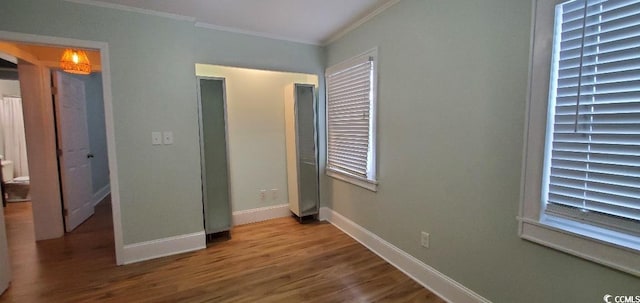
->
[326,50,377,187]
[543,0,640,235]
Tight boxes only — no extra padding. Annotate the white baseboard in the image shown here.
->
[319,207,491,303]
[233,204,291,226]
[92,184,111,207]
[122,231,206,265]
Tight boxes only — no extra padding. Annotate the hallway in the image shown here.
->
[2,198,115,302]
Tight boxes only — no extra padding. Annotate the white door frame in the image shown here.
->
[0,30,124,265]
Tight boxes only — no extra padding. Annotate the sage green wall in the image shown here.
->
[0,0,323,244]
[195,64,317,212]
[85,73,110,195]
[324,1,639,302]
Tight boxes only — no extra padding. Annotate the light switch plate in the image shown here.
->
[152,132,162,145]
[163,131,174,145]
[421,231,430,248]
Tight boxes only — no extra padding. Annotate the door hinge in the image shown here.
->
[63,209,68,216]
[51,86,57,95]
[57,149,63,157]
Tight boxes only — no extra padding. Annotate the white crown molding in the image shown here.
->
[63,0,197,22]
[194,22,320,46]
[63,0,397,46]
[323,0,402,46]
[319,207,492,303]
[64,0,319,45]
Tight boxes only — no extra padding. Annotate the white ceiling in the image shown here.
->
[72,0,397,45]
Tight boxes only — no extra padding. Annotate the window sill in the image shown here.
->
[518,216,640,277]
[326,169,378,192]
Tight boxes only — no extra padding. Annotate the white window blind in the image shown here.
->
[326,54,375,181]
[544,0,640,235]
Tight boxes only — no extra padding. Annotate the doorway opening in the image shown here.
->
[0,40,110,229]
[0,39,116,289]
[0,31,124,299]
[195,64,320,240]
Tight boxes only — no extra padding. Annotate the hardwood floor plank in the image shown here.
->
[0,200,444,302]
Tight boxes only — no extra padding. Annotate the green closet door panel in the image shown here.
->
[199,78,231,233]
[295,85,319,216]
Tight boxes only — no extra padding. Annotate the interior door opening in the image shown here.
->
[197,76,232,241]
[52,70,97,232]
[0,38,114,295]
[195,64,320,240]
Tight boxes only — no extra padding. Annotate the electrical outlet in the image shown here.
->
[162,131,174,145]
[151,132,162,145]
[421,231,430,248]
[260,190,267,202]
[271,189,278,201]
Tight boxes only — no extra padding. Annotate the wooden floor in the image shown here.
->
[0,200,444,302]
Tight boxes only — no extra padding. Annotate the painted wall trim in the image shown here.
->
[194,22,320,46]
[63,0,395,46]
[63,0,196,22]
[91,184,111,207]
[63,0,318,45]
[319,207,492,303]
[0,52,17,64]
[122,231,206,265]
[232,204,291,226]
[322,0,402,46]
[0,30,125,265]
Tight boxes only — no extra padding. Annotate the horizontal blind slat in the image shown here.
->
[544,0,640,231]
[327,58,373,178]
[545,203,640,235]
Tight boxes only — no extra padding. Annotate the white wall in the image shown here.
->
[196,64,317,212]
[0,79,21,157]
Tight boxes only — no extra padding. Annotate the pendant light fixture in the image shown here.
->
[60,49,91,75]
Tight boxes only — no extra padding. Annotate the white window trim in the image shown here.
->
[326,168,378,192]
[325,48,378,192]
[518,0,640,277]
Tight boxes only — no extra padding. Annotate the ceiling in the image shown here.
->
[71,0,397,45]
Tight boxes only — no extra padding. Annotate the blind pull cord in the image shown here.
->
[574,0,590,133]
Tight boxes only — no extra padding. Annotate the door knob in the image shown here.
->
[87,153,94,159]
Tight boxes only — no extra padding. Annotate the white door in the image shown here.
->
[0,207,11,295]
[53,71,94,232]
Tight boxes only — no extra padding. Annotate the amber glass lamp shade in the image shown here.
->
[60,49,91,75]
